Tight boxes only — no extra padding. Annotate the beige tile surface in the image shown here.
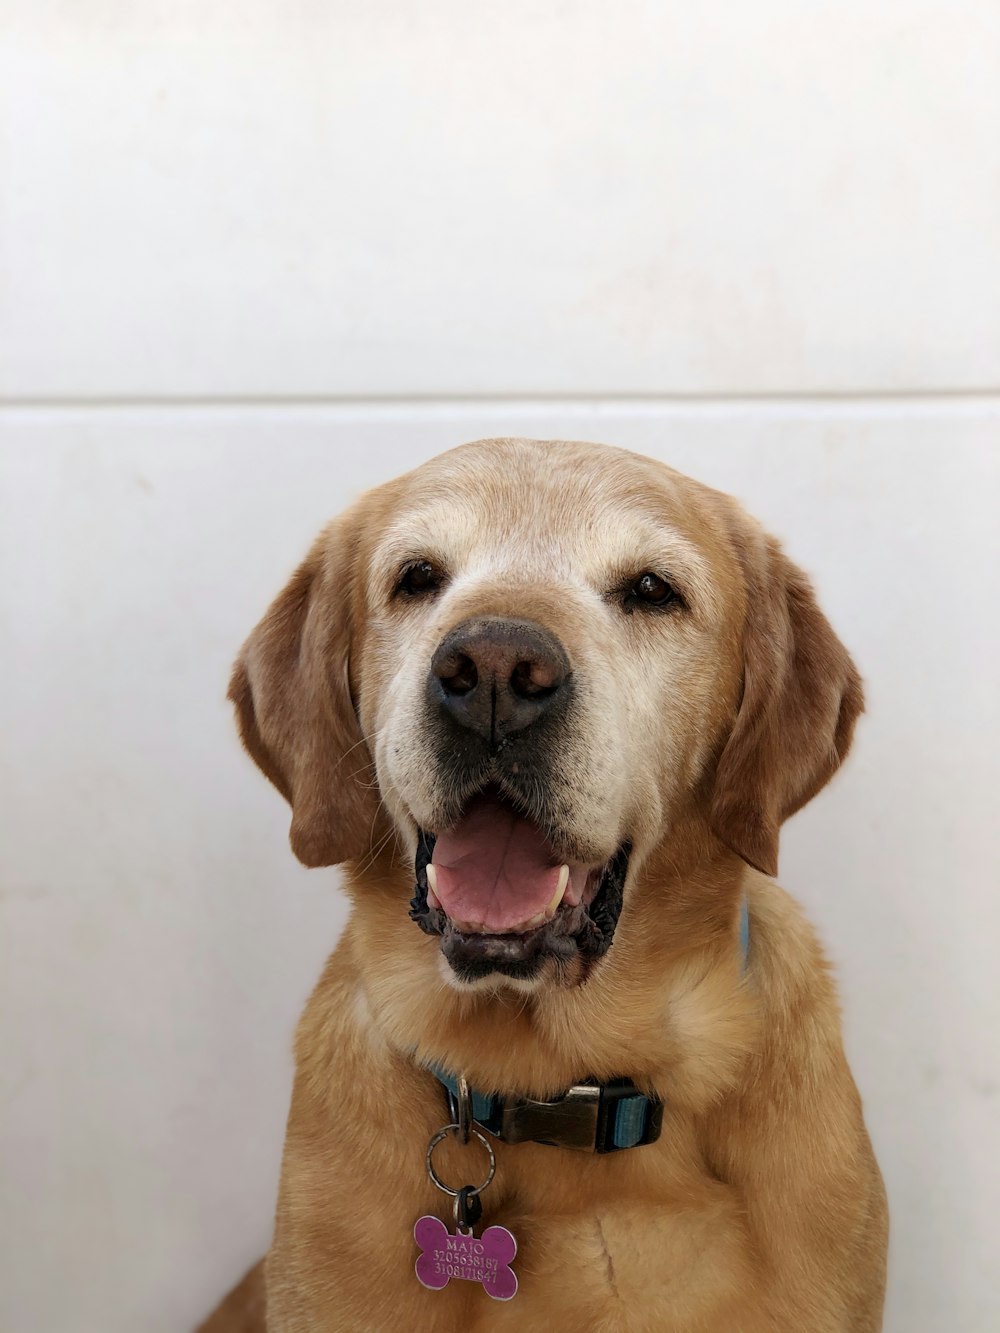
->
[2,2,999,397]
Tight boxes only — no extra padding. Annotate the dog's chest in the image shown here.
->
[511,1202,746,1328]
[270,1190,753,1333]
[419,1178,750,1332]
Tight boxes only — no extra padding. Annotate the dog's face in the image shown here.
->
[358,443,748,987]
[230,440,861,992]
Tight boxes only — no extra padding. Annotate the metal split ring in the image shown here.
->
[455,1073,472,1145]
[425,1124,496,1198]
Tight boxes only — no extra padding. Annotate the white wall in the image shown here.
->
[1,6,997,1332]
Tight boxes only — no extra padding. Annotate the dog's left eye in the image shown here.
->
[397,560,444,597]
[625,572,681,611]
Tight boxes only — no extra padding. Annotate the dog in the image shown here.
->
[200,438,887,1332]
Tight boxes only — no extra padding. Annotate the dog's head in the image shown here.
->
[230,440,861,991]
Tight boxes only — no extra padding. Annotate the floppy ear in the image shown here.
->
[227,519,379,867]
[710,526,864,877]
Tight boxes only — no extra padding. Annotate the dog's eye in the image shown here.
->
[397,560,444,597]
[625,572,681,611]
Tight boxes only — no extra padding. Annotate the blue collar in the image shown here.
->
[738,892,750,962]
[430,897,750,1153]
[431,1065,663,1153]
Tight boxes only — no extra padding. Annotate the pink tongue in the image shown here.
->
[431,793,563,933]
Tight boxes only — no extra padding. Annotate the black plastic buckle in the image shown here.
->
[443,1078,662,1153]
[593,1079,664,1153]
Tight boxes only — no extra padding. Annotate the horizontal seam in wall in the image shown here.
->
[1,389,999,411]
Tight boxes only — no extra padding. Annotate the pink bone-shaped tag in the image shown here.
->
[413,1215,518,1301]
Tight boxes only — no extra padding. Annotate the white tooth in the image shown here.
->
[523,911,546,929]
[547,865,570,916]
[425,863,440,908]
[454,918,486,935]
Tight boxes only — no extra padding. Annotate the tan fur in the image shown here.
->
[204,440,887,1332]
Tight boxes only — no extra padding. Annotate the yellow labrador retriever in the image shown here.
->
[201,439,887,1332]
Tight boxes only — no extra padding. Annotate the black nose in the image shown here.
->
[429,617,571,743]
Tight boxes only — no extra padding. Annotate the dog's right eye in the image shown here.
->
[397,560,444,598]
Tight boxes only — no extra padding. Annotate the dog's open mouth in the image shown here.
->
[409,789,630,982]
